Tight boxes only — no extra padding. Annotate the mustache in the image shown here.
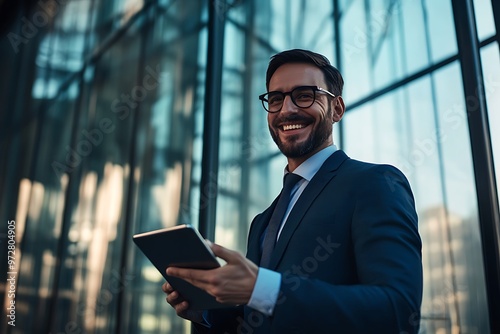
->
[272,114,312,126]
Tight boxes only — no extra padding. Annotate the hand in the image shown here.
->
[162,281,204,323]
[166,241,259,305]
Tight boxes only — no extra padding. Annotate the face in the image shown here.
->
[267,63,343,163]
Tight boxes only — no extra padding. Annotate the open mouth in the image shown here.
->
[282,124,306,131]
[274,115,313,133]
[280,122,311,132]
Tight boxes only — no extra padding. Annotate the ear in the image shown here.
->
[332,96,345,123]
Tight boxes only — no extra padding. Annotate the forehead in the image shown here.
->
[269,63,325,91]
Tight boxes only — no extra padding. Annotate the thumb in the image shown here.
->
[208,241,241,263]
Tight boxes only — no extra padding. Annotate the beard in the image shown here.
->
[269,106,333,158]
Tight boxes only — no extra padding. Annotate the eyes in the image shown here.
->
[267,87,315,107]
[259,85,335,113]
[267,93,283,106]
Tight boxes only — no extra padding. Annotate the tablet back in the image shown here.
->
[133,224,226,310]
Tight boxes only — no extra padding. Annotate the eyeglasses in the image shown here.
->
[258,86,336,113]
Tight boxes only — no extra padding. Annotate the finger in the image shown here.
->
[167,267,208,283]
[162,282,173,293]
[166,290,182,305]
[167,267,218,293]
[210,243,242,263]
[174,300,189,315]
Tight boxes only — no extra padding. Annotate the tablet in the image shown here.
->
[133,224,226,310]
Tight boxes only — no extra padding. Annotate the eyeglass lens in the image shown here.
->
[265,86,315,112]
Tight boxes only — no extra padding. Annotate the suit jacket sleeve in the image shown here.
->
[268,164,422,333]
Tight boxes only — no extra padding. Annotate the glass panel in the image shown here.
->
[123,2,207,333]
[267,0,335,54]
[431,61,489,334]
[1,1,207,333]
[473,0,496,41]
[10,91,78,334]
[343,61,490,333]
[481,42,500,212]
[424,0,458,63]
[342,104,377,162]
[50,25,143,333]
[6,1,95,333]
[340,0,372,103]
[369,0,405,92]
[399,0,429,74]
[341,0,458,104]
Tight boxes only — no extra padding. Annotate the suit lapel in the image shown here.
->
[268,150,349,269]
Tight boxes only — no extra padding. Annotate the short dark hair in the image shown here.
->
[265,49,344,96]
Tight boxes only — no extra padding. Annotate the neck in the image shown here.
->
[286,142,334,172]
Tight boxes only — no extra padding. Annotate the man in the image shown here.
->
[163,49,423,333]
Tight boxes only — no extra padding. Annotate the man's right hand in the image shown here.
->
[162,281,205,324]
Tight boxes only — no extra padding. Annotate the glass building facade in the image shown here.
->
[0,0,499,333]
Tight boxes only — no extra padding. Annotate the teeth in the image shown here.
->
[283,124,305,131]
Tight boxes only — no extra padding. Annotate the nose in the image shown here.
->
[281,93,297,113]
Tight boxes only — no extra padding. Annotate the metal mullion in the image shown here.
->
[347,54,458,111]
[198,1,225,241]
[451,1,500,333]
[333,0,344,147]
[225,15,277,54]
[239,0,255,252]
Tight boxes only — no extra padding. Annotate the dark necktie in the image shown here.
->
[260,173,302,268]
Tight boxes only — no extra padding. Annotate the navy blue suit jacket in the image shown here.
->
[197,150,422,333]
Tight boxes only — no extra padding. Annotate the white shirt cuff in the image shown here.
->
[247,268,281,316]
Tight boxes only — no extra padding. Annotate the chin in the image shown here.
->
[278,141,316,158]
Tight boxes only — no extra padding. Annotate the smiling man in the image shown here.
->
[163,49,423,333]
[263,61,344,169]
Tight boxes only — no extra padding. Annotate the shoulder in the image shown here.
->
[334,151,407,178]
[331,152,414,196]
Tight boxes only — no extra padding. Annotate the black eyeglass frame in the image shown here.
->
[258,85,336,113]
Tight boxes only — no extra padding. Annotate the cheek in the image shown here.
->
[315,104,331,122]
[313,99,331,120]
[324,103,335,122]
[267,114,274,126]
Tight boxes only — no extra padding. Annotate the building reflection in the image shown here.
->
[420,206,489,334]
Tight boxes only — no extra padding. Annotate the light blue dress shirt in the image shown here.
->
[247,145,338,315]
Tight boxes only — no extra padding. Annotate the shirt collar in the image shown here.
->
[284,145,338,182]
